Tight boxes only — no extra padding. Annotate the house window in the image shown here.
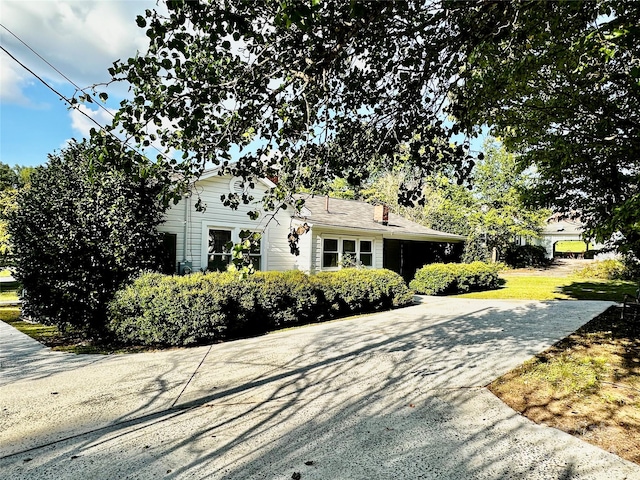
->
[161,233,178,274]
[322,237,373,269]
[359,240,373,266]
[250,242,262,270]
[208,229,232,271]
[323,238,339,267]
[342,239,356,265]
[240,230,262,271]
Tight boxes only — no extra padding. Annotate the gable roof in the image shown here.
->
[293,195,466,242]
[198,167,277,189]
[543,219,584,236]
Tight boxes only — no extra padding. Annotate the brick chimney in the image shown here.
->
[374,204,389,225]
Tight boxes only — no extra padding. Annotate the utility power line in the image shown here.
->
[0,23,116,123]
[0,44,109,135]
[0,24,176,164]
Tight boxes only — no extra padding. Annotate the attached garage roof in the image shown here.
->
[293,195,466,243]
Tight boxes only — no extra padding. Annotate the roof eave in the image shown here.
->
[296,220,466,242]
[198,167,276,188]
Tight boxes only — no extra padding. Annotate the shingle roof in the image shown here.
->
[293,195,466,242]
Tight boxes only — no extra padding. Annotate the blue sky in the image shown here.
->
[1,1,490,169]
[0,0,157,167]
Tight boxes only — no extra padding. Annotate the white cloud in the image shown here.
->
[0,52,36,105]
[0,0,160,105]
[68,103,179,162]
[69,103,116,138]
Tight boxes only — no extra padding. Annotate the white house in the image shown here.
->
[534,214,607,259]
[159,170,466,280]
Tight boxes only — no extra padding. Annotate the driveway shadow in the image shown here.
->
[1,300,636,479]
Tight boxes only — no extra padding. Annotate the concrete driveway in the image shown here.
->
[1,298,639,479]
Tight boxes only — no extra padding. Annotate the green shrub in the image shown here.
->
[574,259,628,280]
[409,261,500,295]
[108,273,248,346]
[313,269,414,315]
[8,140,167,338]
[504,244,550,268]
[251,270,320,327]
[108,269,412,346]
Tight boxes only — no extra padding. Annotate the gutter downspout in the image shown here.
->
[182,194,189,263]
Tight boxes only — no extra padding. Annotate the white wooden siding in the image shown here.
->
[159,175,393,274]
[295,222,313,273]
[159,175,295,272]
[266,215,299,271]
[534,233,583,259]
[308,228,384,273]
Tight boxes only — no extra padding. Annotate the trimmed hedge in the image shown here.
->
[574,259,629,280]
[409,261,501,295]
[108,269,413,346]
[504,244,550,268]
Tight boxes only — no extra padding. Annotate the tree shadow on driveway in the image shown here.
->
[1,299,637,479]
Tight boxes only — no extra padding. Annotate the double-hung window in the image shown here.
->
[323,238,339,268]
[322,237,373,269]
[342,239,357,265]
[359,240,373,266]
[207,229,232,271]
[207,228,262,272]
[240,230,262,271]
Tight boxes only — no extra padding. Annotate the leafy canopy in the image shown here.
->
[8,139,168,336]
[0,163,34,262]
[106,0,479,208]
[446,1,640,255]
[362,139,548,262]
[101,1,638,257]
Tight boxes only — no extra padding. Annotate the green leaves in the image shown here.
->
[444,1,640,257]
[8,139,169,337]
[108,268,412,346]
[104,0,483,211]
[101,1,639,260]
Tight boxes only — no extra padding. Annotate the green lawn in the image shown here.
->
[0,306,146,354]
[0,289,19,302]
[0,307,60,343]
[554,240,594,253]
[455,275,637,301]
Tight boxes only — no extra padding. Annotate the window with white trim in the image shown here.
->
[323,238,339,268]
[207,228,263,272]
[322,237,374,269]
[359,240,373,266]
[207,229,232,271]
[240,230,262,271]
[342,239,356,266]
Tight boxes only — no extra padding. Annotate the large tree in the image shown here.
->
[445,1,640,256]
[8,139,168,337]
[466,139,549,261]
[0,163,33,264]
[102,1,638,255]
[105,0,478,208]
[361,139,548,262]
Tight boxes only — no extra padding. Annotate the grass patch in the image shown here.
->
[0,288,19,302]
[560,280,638,301]
[0,307,149,354]
[522,354,608,394]
[455,275,636,301]
[490,306,640,465]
